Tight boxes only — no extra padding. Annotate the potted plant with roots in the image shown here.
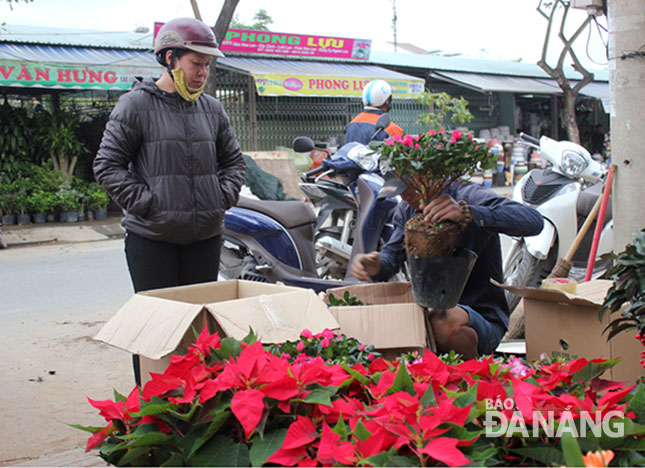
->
[379,92,497,308]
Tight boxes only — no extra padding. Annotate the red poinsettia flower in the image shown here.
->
[419,437,471,467]
[317,422,356,465]
[85,422,115,452]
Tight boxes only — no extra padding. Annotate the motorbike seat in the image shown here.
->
[577,182,613,222]
[236,196,316,229]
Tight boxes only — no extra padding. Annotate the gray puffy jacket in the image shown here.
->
[93,78,245,245]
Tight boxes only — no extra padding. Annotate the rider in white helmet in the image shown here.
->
[345,79,403,145]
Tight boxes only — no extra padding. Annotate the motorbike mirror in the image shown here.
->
[292,136,315,153]
[375,113,391,132]
[369,113,391,141]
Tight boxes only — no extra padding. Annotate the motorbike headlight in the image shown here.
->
[560,150,588,178]
[347,144,378,171]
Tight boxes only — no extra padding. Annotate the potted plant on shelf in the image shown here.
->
[87,182,110,221]
[27,189,53,224]
[56,181,82,223]
[0,180,17,225]
[380,130,496,308]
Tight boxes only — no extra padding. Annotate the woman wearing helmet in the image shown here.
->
[93,17,245,384]
[345,79,404,145]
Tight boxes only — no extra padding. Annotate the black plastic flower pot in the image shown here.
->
[406,247,478,310]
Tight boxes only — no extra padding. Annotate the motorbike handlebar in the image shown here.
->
[519,132,540,145]
[303,165,327,179]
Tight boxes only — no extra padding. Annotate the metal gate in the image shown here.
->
[213,67,429,152]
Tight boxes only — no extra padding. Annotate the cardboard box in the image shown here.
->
[324,282,435,359]
[94,280,340,383]
[498,279,644,383]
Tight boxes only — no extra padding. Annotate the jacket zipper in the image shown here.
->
[181,100,198,242]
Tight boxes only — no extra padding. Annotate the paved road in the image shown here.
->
[0,239,135,466]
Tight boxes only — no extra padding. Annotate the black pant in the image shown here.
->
[124,231,222,385]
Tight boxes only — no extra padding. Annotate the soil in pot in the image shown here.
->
[404,213,460,258]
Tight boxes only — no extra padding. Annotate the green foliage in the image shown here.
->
[230,8,273,31]
[56,179,83,212]
[86,182,110,211]
[327,291,365,306]
[27,189,58,214]
[36,109,89,179]
[599,228,645,338]
[380,128,497,204]
[417,91,475,131]
[266,328,381,366]
[0,103,35,178]
[12,177,35,215]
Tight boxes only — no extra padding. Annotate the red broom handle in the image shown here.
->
[585,164,615,281]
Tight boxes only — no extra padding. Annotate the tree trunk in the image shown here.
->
[607,0,645,251]
[204,0,240,97]
[562,88,580,143]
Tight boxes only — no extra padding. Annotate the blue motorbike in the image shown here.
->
[219,116,399,292]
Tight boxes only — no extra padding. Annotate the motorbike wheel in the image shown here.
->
[503,241,557,339]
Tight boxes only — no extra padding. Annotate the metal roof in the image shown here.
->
[370,50,609,82]
[0,24,153,50]
[0,42,159,67]
[2,24,609,81]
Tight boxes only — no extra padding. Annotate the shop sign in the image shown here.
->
[153,23,371,60]
[223,29,371,60]
[0,60,160,90]
[253,74,424,98]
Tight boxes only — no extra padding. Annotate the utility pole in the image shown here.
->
[607,0,645,250]
[392,0,398,53]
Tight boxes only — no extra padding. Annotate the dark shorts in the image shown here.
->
[462,305,506,356]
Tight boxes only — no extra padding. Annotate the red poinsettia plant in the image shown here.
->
[75,328,645,467]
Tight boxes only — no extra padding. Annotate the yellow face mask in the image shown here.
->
[171,66,206,102]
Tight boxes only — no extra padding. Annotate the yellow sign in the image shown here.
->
[253,73,424,98]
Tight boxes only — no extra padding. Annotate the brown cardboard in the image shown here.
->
[95,280,340,383]
[324,282,435,356]
[496,279,644,383]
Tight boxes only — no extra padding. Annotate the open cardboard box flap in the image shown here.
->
[491,278,613,307]
[324,282,414,305]
[94,280,339,361]
[324,282,432,351]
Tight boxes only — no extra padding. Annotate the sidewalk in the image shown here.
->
[1,215,125,248]
[0,186,513,249]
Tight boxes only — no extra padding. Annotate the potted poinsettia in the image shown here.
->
[379,129,497,308]
[76,327,645,467]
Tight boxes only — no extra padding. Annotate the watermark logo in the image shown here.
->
[483,398,625,438]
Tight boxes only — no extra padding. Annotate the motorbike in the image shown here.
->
[296,113,396,279]
[219,115,399,292]
[503,132,613,336]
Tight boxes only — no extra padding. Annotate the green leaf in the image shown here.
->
[561,432,585,467]
[68,423,106,434]
[386,362,416,396]
[183,408,232,461]
[360,448,412,467]
[189,435,250,467]
[116,446,151,466]
[160,453,185,467]
[354,418,372,441]
[628,383,645,424]
[242,327,259,345]
[571,359,619,385]
[419,383,437,408]
[123,432,173,449]
[299,388,334,407]
[135,402,175,417]
[453,381,478,408]
[509,445,565,466]
[332,414,350,439]
[249,429,286,467]
[340,363,370,385]
[214,337,243,361]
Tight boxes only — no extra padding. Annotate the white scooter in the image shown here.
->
[503,133,613,336]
